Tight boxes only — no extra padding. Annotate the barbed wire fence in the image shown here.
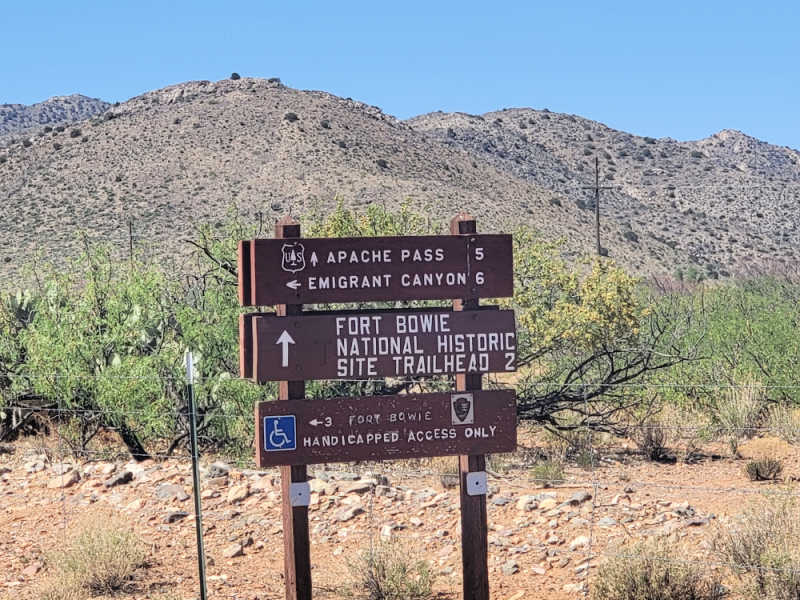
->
[3,375,800,597]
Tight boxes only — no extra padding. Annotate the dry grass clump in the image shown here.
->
[591,539,722,600]
[714,497,800,599]
[530,459,565,487]
[346,541,435,600]
[37,514,147,598]
[766,403,800,444]
[713,383,764,456]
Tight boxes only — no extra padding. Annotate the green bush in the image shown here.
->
[592,539,722,600]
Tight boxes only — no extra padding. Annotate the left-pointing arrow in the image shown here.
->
[286,280,301,290]
[276,330,296,367]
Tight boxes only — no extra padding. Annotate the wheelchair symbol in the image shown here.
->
[264,415,296,451]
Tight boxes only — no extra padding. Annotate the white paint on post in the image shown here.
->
[185,351,194,385]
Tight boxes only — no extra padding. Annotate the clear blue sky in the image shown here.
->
[3,1,798,149]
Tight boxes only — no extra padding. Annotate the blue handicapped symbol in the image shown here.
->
[264,415,296,451]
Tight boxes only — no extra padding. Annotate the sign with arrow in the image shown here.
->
[276,330,295,367]
[239,234,513,306]
[255,390,517,467]
[242,308,517,382]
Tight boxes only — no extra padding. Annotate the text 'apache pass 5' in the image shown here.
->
[238,233,513,305]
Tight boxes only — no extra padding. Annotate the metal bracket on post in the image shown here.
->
[290,482,311,507]
[466,471,488,496]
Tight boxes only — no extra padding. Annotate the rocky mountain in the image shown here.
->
[1,78,798,284]
[0,95,110,145]
[409,109,800,278]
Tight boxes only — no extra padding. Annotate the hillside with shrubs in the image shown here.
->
[1,77,799,285]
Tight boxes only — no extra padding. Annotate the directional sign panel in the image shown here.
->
[243,308,517,382]
[239,234,513,306]
[255,390,517,467]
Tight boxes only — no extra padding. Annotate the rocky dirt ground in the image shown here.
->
[1,434,797,600]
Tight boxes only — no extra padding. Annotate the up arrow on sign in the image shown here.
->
[276,330,296,367]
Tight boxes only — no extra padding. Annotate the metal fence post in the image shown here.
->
[186,351,208,600]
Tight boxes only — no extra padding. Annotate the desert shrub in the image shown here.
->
[714,497,800,599]
[69,128,81,138]
[375,158,389,169]
[713,383,764,455]
[22,139,32,147]
[268,76,281,83]
[320,119,331,129]
[623,229,639,243]
[0,155,6,164]
[531,459,565,487]
[591,539,722,600]
[634,421,672,461]
[284,112,298,122]
[230,72,241,80]
[744,457,783,481]
[691,150,705,159]
[346,541,435,600]
[41,515,147,596]
[52,142,62,151]
[55,125,65,132]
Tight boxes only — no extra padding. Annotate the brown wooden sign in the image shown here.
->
[241,308,517,382]
[238,234,513,306]
[255,390,516,467]
[241,214,513,600]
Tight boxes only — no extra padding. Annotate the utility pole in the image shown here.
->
[582,156,615,257]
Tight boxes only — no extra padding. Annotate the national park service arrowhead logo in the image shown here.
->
[281,242,306,273]
[451,393,474,425]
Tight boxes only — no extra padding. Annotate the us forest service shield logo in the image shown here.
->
[451,393,475,425]
[281,242,306,273]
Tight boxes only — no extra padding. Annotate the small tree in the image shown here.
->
[230,72,241,80]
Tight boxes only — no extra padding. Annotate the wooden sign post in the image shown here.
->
[238,214,514,600]
[452,214,489,600]
[275,216,311,600]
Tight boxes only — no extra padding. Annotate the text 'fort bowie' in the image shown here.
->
[334,312,516,377]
